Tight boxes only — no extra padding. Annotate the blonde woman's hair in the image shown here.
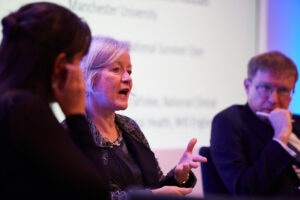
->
[80,36,130,93]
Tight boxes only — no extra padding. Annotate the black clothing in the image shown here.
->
[0,90,108,198]
[65,114,197,199]
[210,104,300,197]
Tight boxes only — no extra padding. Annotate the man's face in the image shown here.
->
[244,70,295,114]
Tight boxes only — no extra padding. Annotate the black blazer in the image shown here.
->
[70,114,197,192]
[210,104,300,197]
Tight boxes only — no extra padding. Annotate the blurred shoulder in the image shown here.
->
[0,90,45,108]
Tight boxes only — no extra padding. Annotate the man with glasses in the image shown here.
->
[210,51,300,197]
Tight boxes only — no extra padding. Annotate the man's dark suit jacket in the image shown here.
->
[210,104,300,197]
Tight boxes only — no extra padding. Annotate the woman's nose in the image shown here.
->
[121,71,132,83]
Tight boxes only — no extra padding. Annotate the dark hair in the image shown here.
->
[0,2,91,98]
[247,51,298,83]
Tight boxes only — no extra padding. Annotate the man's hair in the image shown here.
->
[0,2,91,98]
[247,51,298,83]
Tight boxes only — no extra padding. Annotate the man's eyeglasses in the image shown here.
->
[255,83,294,99]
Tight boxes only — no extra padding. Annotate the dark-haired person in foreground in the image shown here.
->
[0,2,108,198]
[211,51,300,197]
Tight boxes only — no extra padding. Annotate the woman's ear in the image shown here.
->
[53,52,67,78]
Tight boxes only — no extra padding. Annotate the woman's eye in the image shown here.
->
[112,67,120,72]
[127,70,132,75]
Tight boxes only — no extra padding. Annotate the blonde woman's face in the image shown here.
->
[91,51,132,111]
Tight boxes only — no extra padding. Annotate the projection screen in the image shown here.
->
[0,0,258,150]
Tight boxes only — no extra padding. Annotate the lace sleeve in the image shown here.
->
[110,190,128,200]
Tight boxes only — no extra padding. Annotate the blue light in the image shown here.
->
[267,0,300,114]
